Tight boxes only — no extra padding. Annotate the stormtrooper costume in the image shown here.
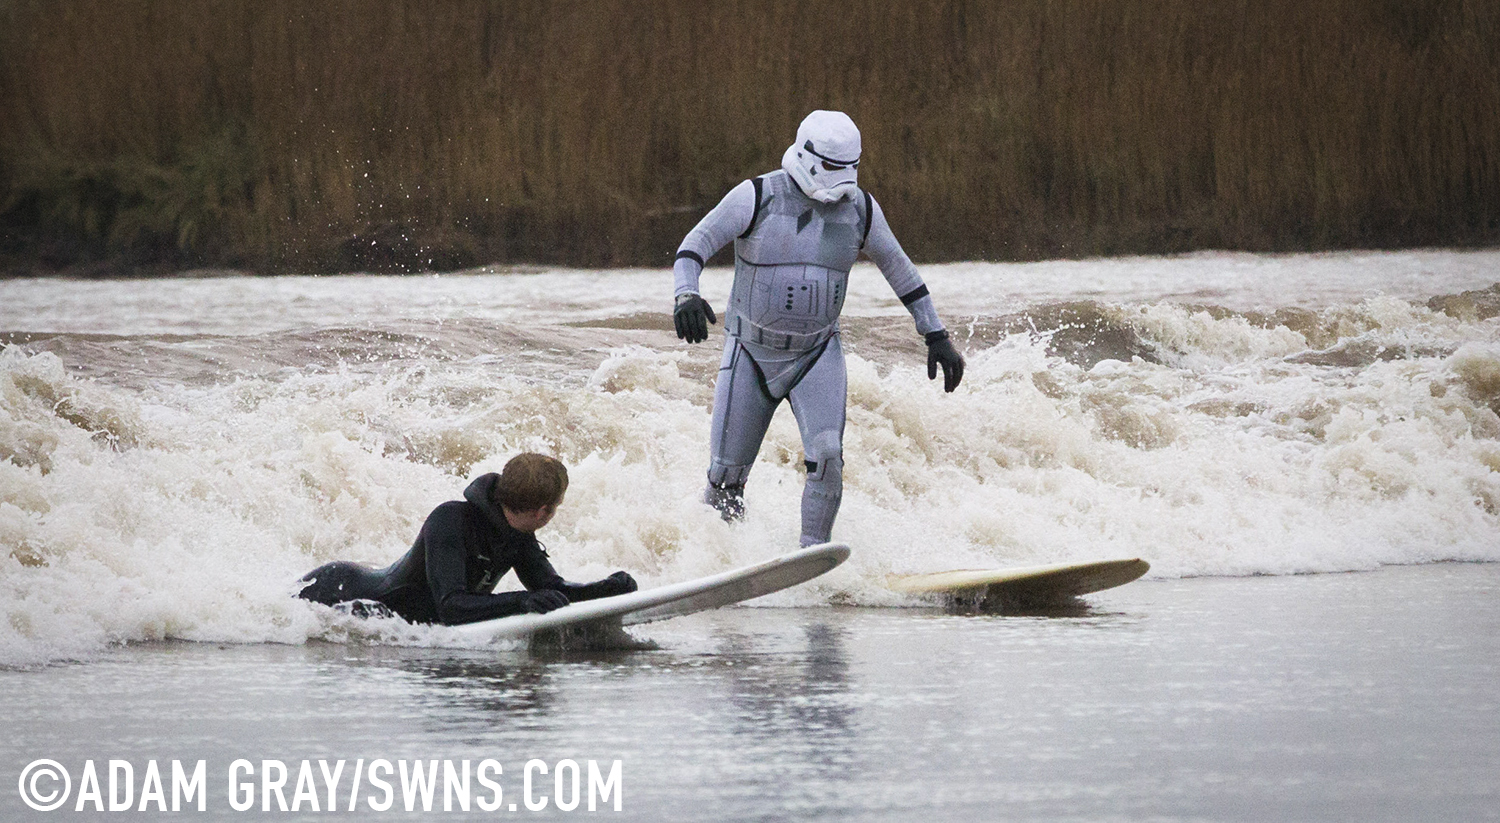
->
[673,111,964,547]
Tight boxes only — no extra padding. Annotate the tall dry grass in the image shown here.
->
[1,0,1496,272]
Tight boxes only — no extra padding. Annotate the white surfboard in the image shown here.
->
[888,557,1149,611]
[449,542,850,643]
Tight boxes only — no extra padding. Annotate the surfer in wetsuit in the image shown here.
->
[673,110,965,547]
[297,453,637,625]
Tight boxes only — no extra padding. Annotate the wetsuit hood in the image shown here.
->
[463,473,513,533]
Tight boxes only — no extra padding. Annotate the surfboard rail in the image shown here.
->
[888,557,1149,604]
[449,542,850,642]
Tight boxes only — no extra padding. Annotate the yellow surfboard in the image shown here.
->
[889,558,1149,612]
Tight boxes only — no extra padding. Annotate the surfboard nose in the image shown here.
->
[803,542,852,568]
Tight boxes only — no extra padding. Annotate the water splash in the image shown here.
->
[2,256,1498,665]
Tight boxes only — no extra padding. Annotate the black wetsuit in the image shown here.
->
[298,473,618,625]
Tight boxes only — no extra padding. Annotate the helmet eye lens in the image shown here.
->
[822,160,858,172]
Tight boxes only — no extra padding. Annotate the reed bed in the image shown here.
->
[1,0,1496,272]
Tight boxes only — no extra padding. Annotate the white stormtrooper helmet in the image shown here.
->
[781,110,861,203]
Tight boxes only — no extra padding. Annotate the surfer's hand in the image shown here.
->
[561,572,638,602]
[525,590,569,614]
[674,293,718,343]
[926,330,965,392]
[603,570,638,595]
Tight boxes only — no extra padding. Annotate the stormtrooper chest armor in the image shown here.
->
[727,171,865,349]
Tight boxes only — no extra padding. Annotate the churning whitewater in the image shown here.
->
[2,249,1499,666]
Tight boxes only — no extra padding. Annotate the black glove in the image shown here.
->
[524,589,570,614]
[674,293,718,343]
[565,571,639,602]
[926,330,965,393]
[602,570,638,596]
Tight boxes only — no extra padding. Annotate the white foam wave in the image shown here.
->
[2,263,1499,665]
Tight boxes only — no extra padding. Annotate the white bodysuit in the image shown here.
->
[675,169,947,546]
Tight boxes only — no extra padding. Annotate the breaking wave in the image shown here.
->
[2,261,1498,665]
